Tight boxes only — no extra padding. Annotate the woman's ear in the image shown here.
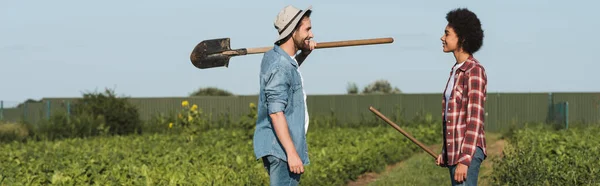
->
[458,39,467,52]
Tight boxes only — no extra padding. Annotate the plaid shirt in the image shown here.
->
[441,56,487,167]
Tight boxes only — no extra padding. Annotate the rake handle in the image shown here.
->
[369,106,438,159]
[245,37,394,54]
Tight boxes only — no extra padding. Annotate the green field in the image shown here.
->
[1,92,598,185]
[354,125,600,186]
[2,122,600,185]
[0,124,440,185]
[364,133,503,186]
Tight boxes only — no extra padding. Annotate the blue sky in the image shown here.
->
[1,0,598,106]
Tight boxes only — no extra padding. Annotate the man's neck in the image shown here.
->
[453,50,470,64]
[280,40,298,57]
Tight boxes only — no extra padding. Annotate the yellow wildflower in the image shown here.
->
[169,122,173,128]
[191,104,198,111]
[188,115,193,122]
[178,113,183,119]
[249,102,256,108]
[182,100,189,107]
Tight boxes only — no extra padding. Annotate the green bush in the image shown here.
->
[491,125,600,185]
[72,88,142,135]
[236,102,257,138]
[34,111,107,140]
[0,122,29,142]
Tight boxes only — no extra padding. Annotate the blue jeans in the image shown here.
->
[447,147,485,186]
[262,155,302,186]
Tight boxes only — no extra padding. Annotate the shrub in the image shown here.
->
[491,125,600,185]
[236,102,257,138]
[0,122,29,142]
[72,88,142,135]
[34,111,107,140]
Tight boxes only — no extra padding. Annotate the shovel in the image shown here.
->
[369,106,437,159]
[189,37,394,69]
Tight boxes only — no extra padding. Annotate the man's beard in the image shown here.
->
[293,35,309,51]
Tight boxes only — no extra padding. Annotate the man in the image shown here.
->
[253,5,316,186]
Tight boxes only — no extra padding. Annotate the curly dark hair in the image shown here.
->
[446,8,484,54]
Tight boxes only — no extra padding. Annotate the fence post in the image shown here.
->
[23,102,28,123]
[47,100,51,120]
[565,101,569,129]
[67,100,71,118]
[0,100,3,121]
[547,92,553,123]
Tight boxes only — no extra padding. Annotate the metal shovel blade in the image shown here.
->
[190,38,233,69]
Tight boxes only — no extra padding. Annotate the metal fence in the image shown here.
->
[1,92,598,132]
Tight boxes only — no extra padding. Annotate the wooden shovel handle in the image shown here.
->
[369,106,438,159]
[246,37,394,54]
[317,37,394,49]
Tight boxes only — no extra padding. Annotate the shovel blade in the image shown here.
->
[190,38,232,69]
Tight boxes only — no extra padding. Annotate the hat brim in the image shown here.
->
[275,6,312,44]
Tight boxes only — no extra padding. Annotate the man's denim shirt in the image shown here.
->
[253,45,309,165]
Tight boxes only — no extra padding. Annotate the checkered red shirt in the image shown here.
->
[441,56,487,167]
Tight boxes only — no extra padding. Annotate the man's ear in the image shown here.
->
[290,30,298,40]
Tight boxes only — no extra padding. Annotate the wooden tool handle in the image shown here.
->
[316,37,394,49]
[246,47,274,54]
[245,37,394,54]
[369,106,438,159]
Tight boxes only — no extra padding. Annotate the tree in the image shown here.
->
[16,99,42,108]
[190,87,234,96]
[346,82,359,94]
[361,79,401,94]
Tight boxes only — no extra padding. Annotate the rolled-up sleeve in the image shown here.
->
[264,66,290,114]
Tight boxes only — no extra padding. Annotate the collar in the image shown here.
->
[273,45,299,67]
[457,55,477,72]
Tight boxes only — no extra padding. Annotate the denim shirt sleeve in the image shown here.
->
[264,66,290,114]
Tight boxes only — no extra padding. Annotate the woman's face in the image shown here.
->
[441,24,460,53]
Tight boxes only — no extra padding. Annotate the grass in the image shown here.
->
[367,152,448,185]
[364,133,504,186]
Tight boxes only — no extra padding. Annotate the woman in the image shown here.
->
[435,8,487,186]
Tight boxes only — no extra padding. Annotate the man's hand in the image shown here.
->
[454,163,468,182]
[287,153,304,174]
[435,154,443,166]
[300,40,317,55]
[296,40,316,66]
[269,112,304,174]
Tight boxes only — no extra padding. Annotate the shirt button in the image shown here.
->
[448,132,450,135]
[447,143,450,146]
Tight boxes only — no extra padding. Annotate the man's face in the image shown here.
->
[441,24,459,53]
[292,17,313,51]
